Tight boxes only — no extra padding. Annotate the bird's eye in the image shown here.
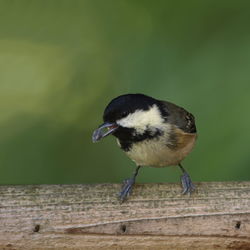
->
[121,111,128,117]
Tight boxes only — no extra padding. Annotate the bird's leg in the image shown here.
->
[178,163,195,194]
[119,165,141,202]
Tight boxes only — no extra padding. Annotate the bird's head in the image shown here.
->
[92,94,168,143]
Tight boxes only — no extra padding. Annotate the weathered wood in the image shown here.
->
[0,182,250,249]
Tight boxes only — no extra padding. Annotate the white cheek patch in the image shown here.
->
[116,104,164,134]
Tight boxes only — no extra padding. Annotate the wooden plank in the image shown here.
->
[0,182,250,249]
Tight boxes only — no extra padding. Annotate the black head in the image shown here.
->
[103,93,158,123]
[92,93,168,148]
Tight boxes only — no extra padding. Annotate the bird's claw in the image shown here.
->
[119,178,135,202]
[181,172,195,195]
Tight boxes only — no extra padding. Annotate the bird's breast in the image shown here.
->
[123,128,197,167]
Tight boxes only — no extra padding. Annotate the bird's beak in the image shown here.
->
[92,122,119,142]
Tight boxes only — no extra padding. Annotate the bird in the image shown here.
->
[92,93,197,202]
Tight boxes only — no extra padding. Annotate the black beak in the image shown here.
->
[92,122,119,143]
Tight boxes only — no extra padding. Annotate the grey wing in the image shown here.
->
[161,101,197,134]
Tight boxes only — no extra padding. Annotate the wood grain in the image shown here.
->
[0,182,250,249]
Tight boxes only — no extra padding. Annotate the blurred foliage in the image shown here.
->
[0,0,250,184]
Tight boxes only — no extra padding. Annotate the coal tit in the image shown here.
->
[92,93,197,202]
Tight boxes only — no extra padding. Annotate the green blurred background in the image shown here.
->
[0,0,249,185]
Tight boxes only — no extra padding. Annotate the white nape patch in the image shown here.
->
[116,104,164,134]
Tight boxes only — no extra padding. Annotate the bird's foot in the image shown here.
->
[119,177,135,202]
[181,172,195,195]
